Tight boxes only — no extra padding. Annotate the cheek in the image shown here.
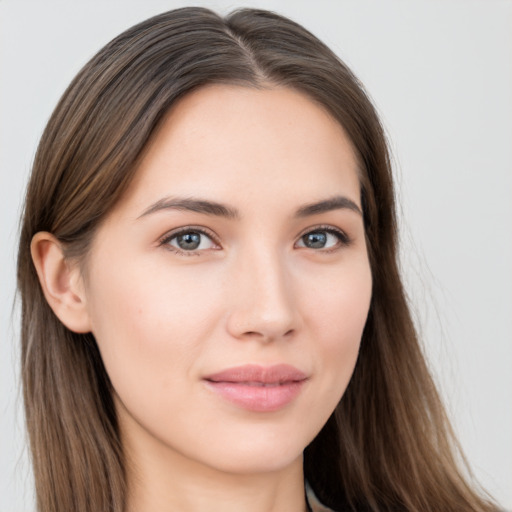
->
[303,253,372,341]
[301,257,372,404]
[85,257,223,404]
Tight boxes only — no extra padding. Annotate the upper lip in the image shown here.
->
[204,364,308,384]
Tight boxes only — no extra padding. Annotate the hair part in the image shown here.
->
[18,7,497,512]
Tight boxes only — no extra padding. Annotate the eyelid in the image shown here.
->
[158,225,221,255]
[295,224,351,250]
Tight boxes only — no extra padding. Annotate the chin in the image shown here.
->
[205,446,304,476]
[184,425,316,476]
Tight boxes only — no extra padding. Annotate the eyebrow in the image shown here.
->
[138,197,239,220]
[295,196,362,217]
[137,195,362,220]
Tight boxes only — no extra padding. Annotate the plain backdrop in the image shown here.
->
[1,0,511,510]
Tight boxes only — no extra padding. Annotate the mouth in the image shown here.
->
[203,364,308,412]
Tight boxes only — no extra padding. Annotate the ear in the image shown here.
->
[30,232,92,333]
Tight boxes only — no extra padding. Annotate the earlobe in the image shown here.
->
[30,232,92,333]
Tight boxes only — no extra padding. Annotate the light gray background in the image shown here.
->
[1,1,511,510]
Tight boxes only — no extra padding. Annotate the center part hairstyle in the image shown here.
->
[17,7,496,512]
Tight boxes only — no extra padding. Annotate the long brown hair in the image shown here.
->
[17,7,497,512]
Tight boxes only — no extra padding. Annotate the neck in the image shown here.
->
[122,418,307,512]
[125,449,306,512]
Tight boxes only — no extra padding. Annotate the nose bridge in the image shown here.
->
[226,240,298,341]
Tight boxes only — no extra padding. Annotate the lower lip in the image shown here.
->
[204,380,306,412]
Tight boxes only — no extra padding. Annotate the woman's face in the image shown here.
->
[82,84,372,475]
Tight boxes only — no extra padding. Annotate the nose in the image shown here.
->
[225,246,300,343]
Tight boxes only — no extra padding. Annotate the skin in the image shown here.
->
[32,85,372,512]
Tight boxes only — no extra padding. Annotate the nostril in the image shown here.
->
[243,329,295,343]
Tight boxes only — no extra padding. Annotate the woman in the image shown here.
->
[17,7,498,512]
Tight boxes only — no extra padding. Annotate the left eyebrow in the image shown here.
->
[295,196,362,217]
[137,197,240,220]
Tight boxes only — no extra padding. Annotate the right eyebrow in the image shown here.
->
[137,196,240,220]
[294,195,362,218]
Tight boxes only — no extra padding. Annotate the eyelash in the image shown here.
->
[158,224,351,257]
[297,225,351,253]
[159,226,220,257]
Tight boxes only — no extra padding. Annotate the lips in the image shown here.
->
[203,364,308,412]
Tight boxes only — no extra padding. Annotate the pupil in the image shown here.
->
[305,232,326,248]
[178,232,201,250]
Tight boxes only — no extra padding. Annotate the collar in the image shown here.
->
[305,482,337,512]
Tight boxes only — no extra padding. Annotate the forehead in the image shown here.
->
[118,84,361,214]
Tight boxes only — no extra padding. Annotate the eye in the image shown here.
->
[296,227,349,251]
[160,228,219,255]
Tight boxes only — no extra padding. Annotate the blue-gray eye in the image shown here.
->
[176,232,201,250]
[166,230,216,252]
[303,232,327,248]
[297,229,345,250]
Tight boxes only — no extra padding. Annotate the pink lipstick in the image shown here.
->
[203,364,308,412]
